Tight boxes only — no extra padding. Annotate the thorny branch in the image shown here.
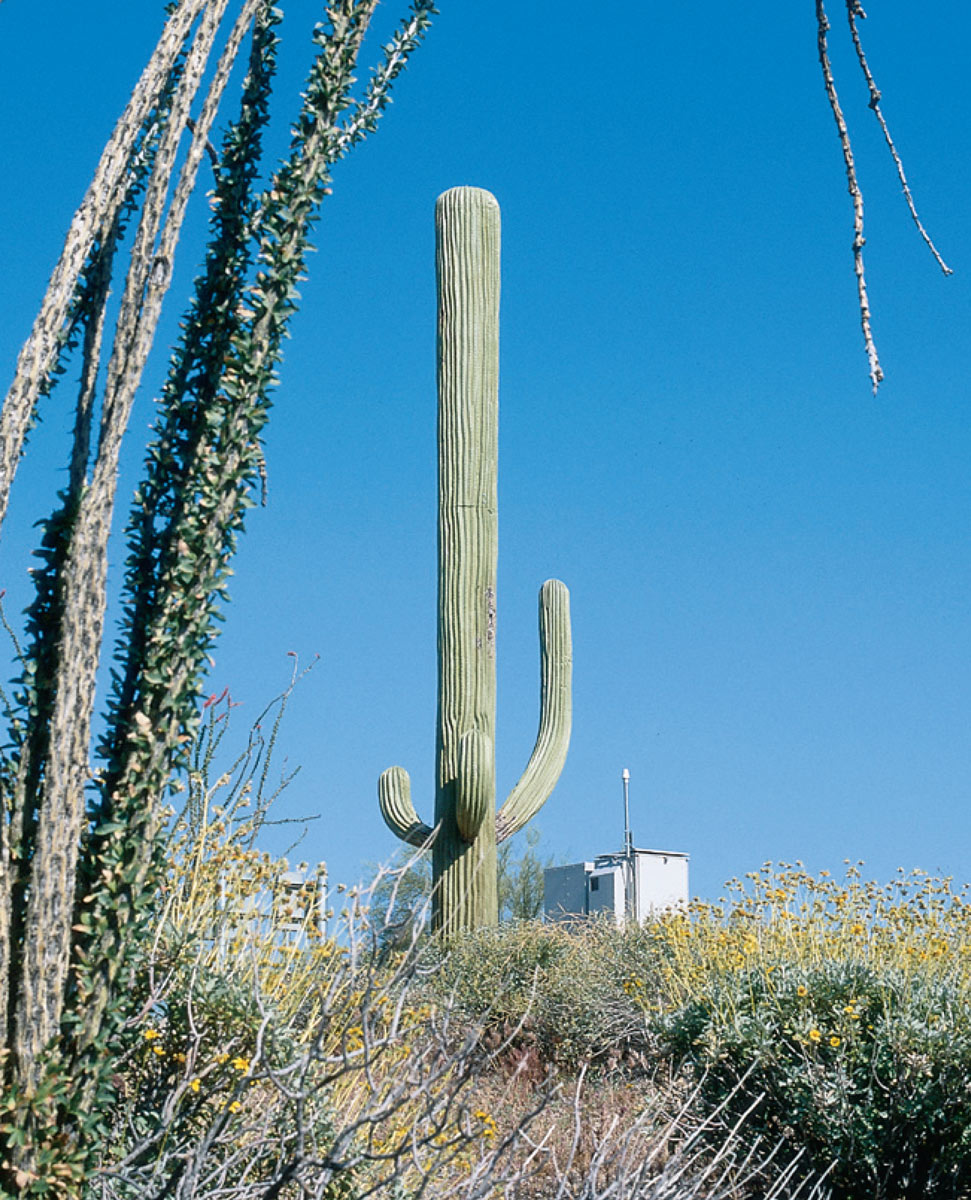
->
[0,0,211,525]
[816,0,881,392]
[844,0,952,277]
[816,1,952,393]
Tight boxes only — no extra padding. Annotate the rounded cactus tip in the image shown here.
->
[436,185,499,210]
[541,578,569,599]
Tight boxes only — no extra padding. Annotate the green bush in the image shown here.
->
[655,958,971,1199]
[421,919,666,1071]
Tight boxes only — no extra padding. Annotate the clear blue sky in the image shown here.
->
[1,2,969,901]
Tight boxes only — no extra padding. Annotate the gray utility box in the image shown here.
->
[544,848,689,926]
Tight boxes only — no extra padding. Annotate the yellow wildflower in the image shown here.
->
[796,985,808,998]
[143,1029,161,1041]
[190,1079,201,1093]
[152,1045,165,1057]
[475,1109,498,1139]
[809,1028,822,1043]
[231,1056,250,1073]
[829,1036,840,1047]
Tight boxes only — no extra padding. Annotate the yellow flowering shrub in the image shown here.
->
[650,864,971,1198]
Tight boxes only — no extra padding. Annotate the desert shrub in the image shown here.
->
[648,864,971,1199]
[419,918,668,1071]
[96,787,841,1200]
[95,747,971,1200]
[91,690,353,1197]
[657,959,971,1198]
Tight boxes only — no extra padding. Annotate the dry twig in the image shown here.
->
[816,0,882,392]
[816,1,952,393]
[845,0,952,277]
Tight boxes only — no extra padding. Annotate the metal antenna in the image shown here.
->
[622,768,632,855]
[622,767,636,922]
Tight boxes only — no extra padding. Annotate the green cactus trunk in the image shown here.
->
[434,186,501,929]
[379,186,572,936]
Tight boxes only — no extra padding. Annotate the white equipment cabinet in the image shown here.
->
[543,848,688,925]
[543,769,688,925]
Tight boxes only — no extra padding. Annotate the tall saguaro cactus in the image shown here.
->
[378,186,572,934]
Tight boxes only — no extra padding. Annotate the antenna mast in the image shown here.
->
[622,767,636,921]
[622,767,632,855]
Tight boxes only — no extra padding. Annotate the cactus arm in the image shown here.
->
[495,579,572,844]
[455,729,493,841]
[378,766,436,848]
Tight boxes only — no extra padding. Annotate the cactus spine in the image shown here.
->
[378,186,572,934]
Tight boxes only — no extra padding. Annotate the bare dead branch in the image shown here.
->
[816,2,953,393]
[845,0,952,277]
[816,0,883,393]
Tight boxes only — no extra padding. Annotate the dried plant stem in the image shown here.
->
[846,0,952,277]
[816,0,883,392]
[817,1,953,393]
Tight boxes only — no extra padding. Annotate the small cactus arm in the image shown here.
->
[378,767,434,848]
[377,185,572,933]
[495,579,572,843]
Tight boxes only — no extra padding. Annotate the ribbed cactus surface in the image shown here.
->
[379,186,572,934]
